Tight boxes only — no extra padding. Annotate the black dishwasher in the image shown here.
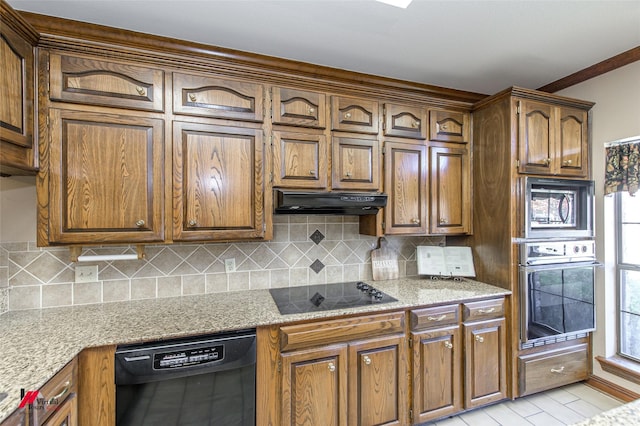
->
[115,329,256,426]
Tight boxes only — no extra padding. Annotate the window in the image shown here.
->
[616,191,640,361]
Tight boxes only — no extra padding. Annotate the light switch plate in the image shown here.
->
[75,265,98,283]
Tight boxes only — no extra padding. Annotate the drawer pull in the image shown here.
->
[427,315,447,322]
[478,308,495,314]
[344,113,351,119]
[444,341,453,349]
[188,93,197,102]
[328,362,336,372]
[308,107,315,114]
[440,123,448,130]
[475,335,484,343]
[135,86,146,96]
[551,366,565,374]
[48,381,71,404]
[412,120,420,128]
[363,355,372,365]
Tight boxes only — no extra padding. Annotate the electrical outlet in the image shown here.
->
[224,258,236,273]
[75,265,98,283]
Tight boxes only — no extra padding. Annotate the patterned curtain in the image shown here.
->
[604,141,640,196]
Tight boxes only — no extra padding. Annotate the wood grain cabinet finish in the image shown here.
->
[428,109,470,144]
[172,122,266,241]
[49,53,164,112]
[41,396,77,426]
[48,109,165,244]
[517,99,588,178]
[384,104,427,140]
[383,141,428,235]
[518,343,589,396]
[272,129,328,189]
[331,134,380,191]
[429,145,471,235]
[0,1,38,174]
[272,87,326,129]
[172,72,264,122]
[33,358,77,426]
[331,96,379,134]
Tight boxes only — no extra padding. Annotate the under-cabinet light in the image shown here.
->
[376,0,413,8]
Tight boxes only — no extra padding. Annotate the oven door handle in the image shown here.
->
[520,261,602,272]
[558,194,571,224]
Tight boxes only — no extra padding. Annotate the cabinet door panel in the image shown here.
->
[557,107,588,177]
[272,130,328,189]
[429,109,470,143]
[384,104,426,139]
[281,345,348,426]
[331,96,379,134]
[272,87,326,128]
[49,109,164,243]
[429,146,470,234]
[173,72,263,122]
[518,100,554,174]
[332,135,379,191]
[49,53,164,112]
[384,141,427,235]
[412,326,462,423]
[173,122,265,241]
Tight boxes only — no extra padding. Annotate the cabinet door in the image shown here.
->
[348,335,408,426]
[272,130,328,189]
[173,72,264,122]
[48,109,165,244]
[412,326,462,424]
[429,145,470,235]
[173,122,266,241]
[49,53,164,112]
[383,141,427,235]
[384,104,426,139]
[281,345,348,426]
[42,395,77,426]
[463,318,507,409]
[517,99,554,175]
[0,19,36,174]
[331,96,379,134]
[557,106,588,178]
[332,135,380,191]
[429,109,470,143]
[272,87,326,129]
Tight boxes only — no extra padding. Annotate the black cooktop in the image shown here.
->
[269,281,397,315]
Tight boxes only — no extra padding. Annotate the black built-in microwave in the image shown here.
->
[522,178,595,239]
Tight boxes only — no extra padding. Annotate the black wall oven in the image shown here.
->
[519,240,599,348]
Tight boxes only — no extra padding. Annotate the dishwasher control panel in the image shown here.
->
[155,344,224,369]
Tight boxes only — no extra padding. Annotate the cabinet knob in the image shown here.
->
[188,219,197,227]
[550,366,565,374]
[563,160,573,166]
[439,218,448,224]
[444,341,453,349]
[412,120,420,128]
[427,314,446,322]
[135,86,146,96]
[411,218,420,224]
[309,170,315,175]
[328,362,336,372]
[344,112,352,119]
[308,107,315,114]
[135,219,145,227]
[188,93,197,102]
[475,335,484,343]
[543,158,552,166]
[440,123,448,130]
[345,171,352,178]
[363,355,372,365]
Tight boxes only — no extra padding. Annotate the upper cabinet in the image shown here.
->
[272,129,328,189]
[429,145,471,234]
[384,103,427,140]
[272,87,326,129]
[331,134,380,191]
[173,72,264,122]
[517,99,589,178]
[0,1,39,175]
[49,53,165,112]
[429,108,470,144]
[330,96,379,134]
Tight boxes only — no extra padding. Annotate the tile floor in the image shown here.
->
[422,382,624,426]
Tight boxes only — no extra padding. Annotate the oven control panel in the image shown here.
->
[521,239,596,265]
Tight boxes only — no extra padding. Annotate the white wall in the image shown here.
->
[557,60,640,394]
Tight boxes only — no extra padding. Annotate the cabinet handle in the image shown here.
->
[328,362,336,372]
[135,86,146,96]
[439,218,448,225]
[427,314,446,322]
[308,107,315,114]
[363,355,372,365]
[188,93,197,102]
[412,120,420,128]
[344,112,351,119]
[135,219,145,227]
[188,219,197,227]
[48,381,71,404]
[475,335,484,343]
[411,218,420,224]
[563,160,573,166]
[478,307,495,314]
[550,366,565,374]
[444,341,453,349]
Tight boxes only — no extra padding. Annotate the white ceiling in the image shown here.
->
[7,0,640,95]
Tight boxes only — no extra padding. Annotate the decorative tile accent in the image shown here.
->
[310,229,325,245]
[310,259,325,274]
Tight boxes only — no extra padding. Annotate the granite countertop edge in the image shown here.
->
[0,276,509,421]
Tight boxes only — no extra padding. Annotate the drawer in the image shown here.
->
[32,357,77,425]
[272,87,326,128]
[173,72,264,122]
[410,304,459,331]
[519,344,589,396]
[49,53,164,112]
[279,311,405,351]
[462,298,505,322]
[383,103,427,139]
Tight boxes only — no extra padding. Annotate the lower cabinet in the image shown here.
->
[32,358,78,426]
[518,343,589,396]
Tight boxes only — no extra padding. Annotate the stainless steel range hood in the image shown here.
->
[274,190,387,215]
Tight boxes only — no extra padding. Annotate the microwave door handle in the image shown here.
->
[558,194,570,224]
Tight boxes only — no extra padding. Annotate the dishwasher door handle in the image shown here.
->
[124,355,151,362]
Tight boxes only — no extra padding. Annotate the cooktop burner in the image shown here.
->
[269,281,397,315]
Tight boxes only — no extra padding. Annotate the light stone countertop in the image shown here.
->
[0,277,510,422]
[572,398,640,425]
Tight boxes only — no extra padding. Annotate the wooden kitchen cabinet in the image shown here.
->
[518,343,589,396]
[32,358,78,426]
[46,108,165,244]
[272,129,328,189]
[0,1,39,175]
[331,134,380,191]
[383,141,428,235]
[517,99,589,178]
[42,396,77,426]
[429,145,471,235]
[172,121,267,241]
[272,87,326,129]
[331,95,379,134]
[428,108,470,144]
[384,103,427,140]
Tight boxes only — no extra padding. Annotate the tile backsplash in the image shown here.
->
[0,215,443,313]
